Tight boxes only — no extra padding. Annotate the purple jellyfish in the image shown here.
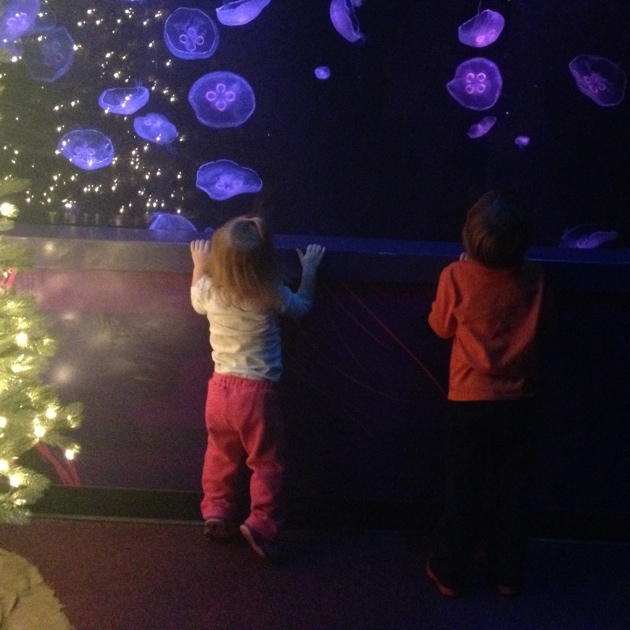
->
[188,71,255,128]
[447,57,502,111]
[458,10,505,48]
[560,225,619,249]
[329,0,364,44]
[99,86,150,115]
[467,115,496,139]
[149,213,197,231]
[514,135,530,148]
[133,113,178,145]
[196,160,262,200]
[22,26,74,83]
[215,0,271,26]
[0,0,40,44]
[163,7,219,60]
[315,66,331,80]
[569,55,627,107]
[57,129,114,171]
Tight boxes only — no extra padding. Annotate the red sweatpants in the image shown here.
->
[201,373,285,540]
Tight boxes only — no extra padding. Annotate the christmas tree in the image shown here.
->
[0,168,82,524]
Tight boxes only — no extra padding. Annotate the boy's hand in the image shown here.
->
[190,240,210,266]
[297,244,326,273]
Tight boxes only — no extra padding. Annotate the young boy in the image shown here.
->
[426,191,555,597]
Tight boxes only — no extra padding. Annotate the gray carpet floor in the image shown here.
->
[1,517,629,630]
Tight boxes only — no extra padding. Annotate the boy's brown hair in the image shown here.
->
[462,191,529,268]
[208,215,281,309]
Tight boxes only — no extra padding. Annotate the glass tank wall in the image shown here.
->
[1,0,629,246]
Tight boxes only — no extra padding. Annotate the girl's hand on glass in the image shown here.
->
[190,240,210,266]
[297,244,326,273]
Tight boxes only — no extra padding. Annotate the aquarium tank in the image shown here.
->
[0,0,629,247]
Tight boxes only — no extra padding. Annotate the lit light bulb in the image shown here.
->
[46,407,57,419]
[0,416,7,429]
[9,475,21,487]
[16,332,29,347]
[65,449,75,460]
[0,459,9,472]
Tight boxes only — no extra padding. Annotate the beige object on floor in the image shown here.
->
[0,548,72,630]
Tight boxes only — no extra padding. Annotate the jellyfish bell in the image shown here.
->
[467,115,496,139]
[188,71,256,128]
[458,9,505,48]
[569,55,627,107]
[149,213,197,232]
[215,0,272,26]
[57,129,114,171]
[314,66,331,80]
[133,113,178,145]
[163,7,219,60]
[0,0,40,44]
[446,57,502,111]
[22,26,74,83]
[196,159,262,200]
[514,135,530,148]
[329,0,365,43]
[560,224,619,249]
[99,85,150,115]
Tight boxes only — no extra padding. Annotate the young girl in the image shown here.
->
[190,215,325,561]
[426,191,555,597]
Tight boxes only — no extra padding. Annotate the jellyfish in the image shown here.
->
[215,0,271,26]
[467,115,496,139]
[560,225,619,249]
[569,55,627,107]
[447,58,502,111]
[99,85,150,115]
[57,129,114,171]
[133,113,178,145]
[149,213,197,231]
[196,160,262,200]
[188,71,255,128]
[22,26,74,83]
[0,0,40,44]
[329,0,364,43]
[458,10,505,48]
[315,66,331,80]
[163,7,219,60]
[514,135,530,147]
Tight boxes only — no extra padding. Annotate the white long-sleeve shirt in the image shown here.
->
[191,275,313,382]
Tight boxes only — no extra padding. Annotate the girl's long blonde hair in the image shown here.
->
[208,215,282,309]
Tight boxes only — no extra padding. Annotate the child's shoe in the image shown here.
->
[425,562,459,598]
[203,517,232,540]
[239,523,283,561]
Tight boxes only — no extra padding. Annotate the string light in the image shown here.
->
[9,475,21,488]
[33,424,46,438]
